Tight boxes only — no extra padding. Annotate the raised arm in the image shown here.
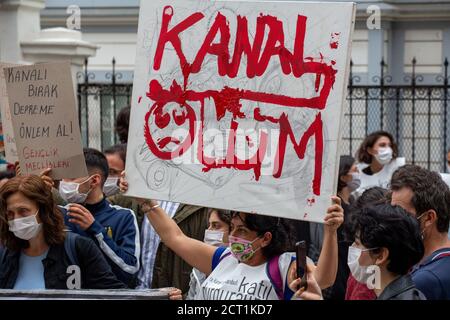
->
[286,196,343,291]
[313,196,343,289]
[120,174,216,275]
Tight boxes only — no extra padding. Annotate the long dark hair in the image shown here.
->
[356,131,398,164]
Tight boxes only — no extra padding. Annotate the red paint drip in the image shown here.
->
[330,32,340,49]
[246,136,254,148]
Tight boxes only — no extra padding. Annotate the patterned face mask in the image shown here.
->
[228,235,262,262]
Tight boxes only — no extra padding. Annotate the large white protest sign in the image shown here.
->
[126,0,356,223]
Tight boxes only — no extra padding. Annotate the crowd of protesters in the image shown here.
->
[0,103,449,301]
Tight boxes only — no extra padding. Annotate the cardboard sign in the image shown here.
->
[126,0,356,223]
[3,61,88,179]
[0,63,19,163]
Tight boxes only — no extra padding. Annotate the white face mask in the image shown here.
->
[347,172,361,191]
[203,230,225,247]
[8,210,42,240]
[103,177,120,197]
[447,164,450,173]
[374,147,393,165]
[347,246,377,284]
[59,177,92,204]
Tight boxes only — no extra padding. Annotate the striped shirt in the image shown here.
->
[137,201,180,288]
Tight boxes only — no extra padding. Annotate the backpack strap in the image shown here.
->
[64,232,79,266]
[266,255,284,300]
[266,255,296,300]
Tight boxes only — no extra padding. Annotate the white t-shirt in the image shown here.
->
[195,249,310,300]
[355,157,405,196]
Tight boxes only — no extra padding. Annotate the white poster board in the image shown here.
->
[126,0,356,223]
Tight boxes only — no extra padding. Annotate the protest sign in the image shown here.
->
[3,61,87,179]
[126,0,356,222]
[0,63,19,163]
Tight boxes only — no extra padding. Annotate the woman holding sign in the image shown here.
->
[119,174,344,300]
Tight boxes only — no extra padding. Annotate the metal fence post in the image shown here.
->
[112,57,117,145]
[411,57,417,165]
[444,58,449,171]
[84,58,89,148]
[348,60,354,155]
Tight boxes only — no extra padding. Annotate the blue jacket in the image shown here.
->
[59,198,140,287]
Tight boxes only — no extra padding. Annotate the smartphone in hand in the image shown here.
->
[295,241,308,291]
